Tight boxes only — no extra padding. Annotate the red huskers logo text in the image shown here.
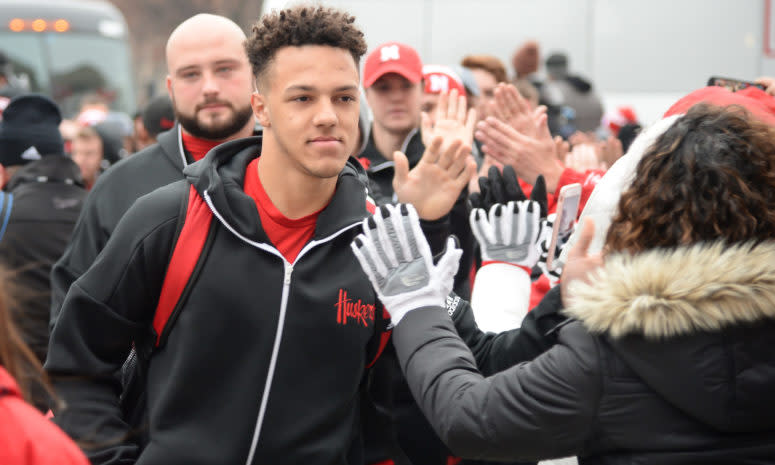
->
[336,289,375,327]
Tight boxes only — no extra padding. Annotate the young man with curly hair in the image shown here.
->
[45,5,473,465]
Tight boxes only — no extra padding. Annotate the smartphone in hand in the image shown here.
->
[546,183,582,271]
[707,76,765,92]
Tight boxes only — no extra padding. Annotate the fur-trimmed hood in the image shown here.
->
[565,241,775,433]
[564,241,775,339]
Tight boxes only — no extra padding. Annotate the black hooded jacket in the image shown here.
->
[45,136,390,465]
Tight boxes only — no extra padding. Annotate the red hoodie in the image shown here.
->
[0,366,88,465]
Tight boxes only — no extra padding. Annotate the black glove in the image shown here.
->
[469,166,547,218]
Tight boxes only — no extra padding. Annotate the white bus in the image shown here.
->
[0,0,135,117]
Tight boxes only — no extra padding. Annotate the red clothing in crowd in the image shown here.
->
[0,366,89,465]
[518,167,603,216]
[181,131,222,162]
[244,158,324,263]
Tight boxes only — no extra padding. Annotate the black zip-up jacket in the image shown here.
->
[50,125,189,330]
[45,136,389,465]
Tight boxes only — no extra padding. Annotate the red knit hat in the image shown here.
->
[664,86,775,126]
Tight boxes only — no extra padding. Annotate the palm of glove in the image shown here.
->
[351,204,462,325]
[471,200,543,267]
[469,166,549,268]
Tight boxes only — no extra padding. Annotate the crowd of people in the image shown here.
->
[1,4,775,465]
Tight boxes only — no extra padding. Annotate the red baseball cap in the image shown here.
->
[422,64,466,95]
[363,42,423,88]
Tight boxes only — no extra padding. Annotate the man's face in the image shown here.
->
[470,68,497,121]
[252,45,360,180]
[71,136,103,185]
[420,92,440,124]
[166,26,254,140]
[365,73,421,135]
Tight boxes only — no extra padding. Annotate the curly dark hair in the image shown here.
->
[245,5,367,88]
[606,103,775,254]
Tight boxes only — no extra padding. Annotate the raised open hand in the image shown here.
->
[394,135,476,220]
[489,83,539,137]
[422,88,477,151]
[475,113,564,192]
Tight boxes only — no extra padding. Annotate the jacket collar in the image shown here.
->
[156,124,187,172]
[184,135,370,244]
[359,127,423,172]
[564,241,775,339]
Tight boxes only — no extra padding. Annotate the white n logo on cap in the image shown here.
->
[429,74,450,93]
[380,45,400,62]
[21,146,42,161]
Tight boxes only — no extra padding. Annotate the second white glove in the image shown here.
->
[470,200,543,270]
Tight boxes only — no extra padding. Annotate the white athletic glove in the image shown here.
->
[470,200,544,272]
[351,203,462,326]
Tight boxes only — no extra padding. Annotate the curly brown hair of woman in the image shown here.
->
[606,103,775,254]
[245,5,367,90]
[0,266,50,403]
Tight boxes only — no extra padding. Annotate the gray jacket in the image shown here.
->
[393,241,775,464]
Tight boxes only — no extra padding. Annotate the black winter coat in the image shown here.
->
[393,242,775,464]
[0,156,85,366]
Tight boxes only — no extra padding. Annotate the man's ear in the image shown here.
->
[251,92,270,128]
[166,75,173,98]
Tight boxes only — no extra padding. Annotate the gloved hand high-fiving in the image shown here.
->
[469,167,548,271]
[467,168,549,330]
[351,204,462,326]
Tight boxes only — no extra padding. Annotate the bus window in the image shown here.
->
[0,0,135,118]
[0,33,49,95]
[45,33,134,118]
